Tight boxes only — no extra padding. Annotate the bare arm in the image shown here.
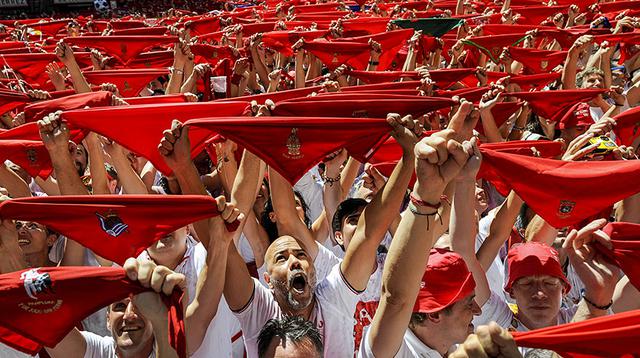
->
[46,328,87,358]
[56,41,92,94]
[562,36,593,89]
[477,191,523,271]
[105,141,149,194]
[525,214,558,246]
[166,41,191,95]
[84,133,110,194]
[0,164,31,198]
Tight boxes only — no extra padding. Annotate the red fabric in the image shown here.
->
[225,86,322,104]
[341,18,390,36]
[476,101,522,135]
[185,116,392,184]
[61,101,250,175]
[462,33,527,63]
[0,41,29,51]
[507,89,605,123]
[24,91,113,123]
[512,5,569,25]
[0,195,232,265]
[64,36,177,64]
[83,69,169,97]
[111,27,168,36]
[0,89,30,115]
[186,17,221,35]
[125,50,175,69]
[0,53,58,90]
[512,309,640,357]
[0,123,86,178]
[613,106,640,147]
[0,266,186,358]
[123,94,189,105]
[342,80,422,92]
[337,29,414,70]
[557,102,594,130]
[593,32,640,64]
[28,19,69,36]
[478,149,640,228]
[600,222,640,290]
[508,72,562,91]
[273,96,454,118]
[504,242,571,293]
[413,249,476,313]
[480,140,563,158]
[190,44,238,67]
[261,30,327,56]
[302,40,371,70]
[342,70,420,84]
[508,47,568,74]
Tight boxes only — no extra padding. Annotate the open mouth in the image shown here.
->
[17,236,31,246]
[290,273,307,293]
[121,326,142,333]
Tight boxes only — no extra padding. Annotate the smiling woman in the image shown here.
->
[14,220,58,268]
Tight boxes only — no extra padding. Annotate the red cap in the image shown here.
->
[413,249,476,313]
[558,102,594,130]
[504,242,571,294]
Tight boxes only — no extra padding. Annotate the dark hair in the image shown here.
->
[331,198,368,235]
[409,307,454,328]
[257,316,323,358]
[260,191,311,243]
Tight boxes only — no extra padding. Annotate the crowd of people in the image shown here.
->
[1,0,640,357]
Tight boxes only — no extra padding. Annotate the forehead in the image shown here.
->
[267,236,306,256]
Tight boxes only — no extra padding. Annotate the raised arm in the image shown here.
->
[561,35,593,89]
[341,114,419,292]
[104,140,149,194]
[84,133,110,194]
[56,41,92,94]
[477,190,523,271]
[367,130,472,357]
[450,144,490,306]
[0,163,31,198]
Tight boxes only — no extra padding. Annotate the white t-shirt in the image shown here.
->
[474,212,508,302]
[234,264,361,358]
[293,166,324,223]
[358,326,442,358]
[81,331,154,358]
[138,242,239,358]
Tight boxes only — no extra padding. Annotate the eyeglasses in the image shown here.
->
[15,221,44,231]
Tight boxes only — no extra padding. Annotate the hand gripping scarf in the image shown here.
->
[24,91,112,123]
[512,309,640,357]
[82,69,169,97]
[0,266,186,358]
[185,116,392,184]
[0,194,236,265]
[64,36,177,64]
[479,149,640,228]
[61,101,250,175]
[0,122,86,178]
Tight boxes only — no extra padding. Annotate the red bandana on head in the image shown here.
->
[0,195,236,265]
[24,91,113,123]
[512,309,640,358]
[61,101,250,175]
[0,266,186,358]
[613,106,640,146]
[302,40,371,70]
[0,89,30,115]
[0,123,86,178]
[478,149,640,228]
[507,89,606,123]
[507,47,568,74]
[273,96,454,118]
[64,36,177,64]
[185,116,392,184]
[83,69,169,97]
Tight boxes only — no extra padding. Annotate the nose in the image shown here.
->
[123,301,138,321]
[471,300,482,316]
[288,255,302,270]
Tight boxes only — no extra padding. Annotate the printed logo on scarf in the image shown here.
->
[96,211,129,237]
[557,200,576,217]
[19,268,62,314]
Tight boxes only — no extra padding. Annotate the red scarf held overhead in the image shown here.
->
[512,309,640,358]
[125,50,175,69]
[223,85,322,104]
[0,89,30,115]
[190,44,238,67]
[475,101,523,135]
[123,94,189,105]
[344,70,422,84]
[511,5,569,25]
[185,17,221,35]
[480,140,563,158]
[341,17,391,36]
[336,29,414,71]
[302,40,371,70]
[27,19,69,36]
[461,33,527,63]
[64,36,178,64]
[82,69,169,97]
[185,116,393,184]
[0,122,86,179]
[261,30,328,56]
[478,149,640,228]
[111,26,168,36]
[273,97,455,118]
[24,91,113,123]
[61,101,250,175]
[0,266,186,358]
[342,80,422,92]
[507,47,568,74]
[600,222,640,291]
[0,195,236,265]
[507,89,606,123]
[613,106,640,147]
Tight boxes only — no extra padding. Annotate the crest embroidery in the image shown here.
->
[331,52,339,64]
[26,149,38,166]
[540,60,549,70]
[19,268,63,314]
[96,211,129,237]
[283,128,303,159]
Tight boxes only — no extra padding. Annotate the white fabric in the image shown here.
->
[474,212,508,302]
[237,233,256,263]
[81,331,155,358]
[0,344,40,358]
[358,326,442,358]
[234,264,361,358]
[293,166,324,223]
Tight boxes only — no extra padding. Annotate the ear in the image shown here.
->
[46,234,57,247]
[334,231,344,246]
[263,272,273,289]
[268,211,277,223]
[427,312,442,324]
